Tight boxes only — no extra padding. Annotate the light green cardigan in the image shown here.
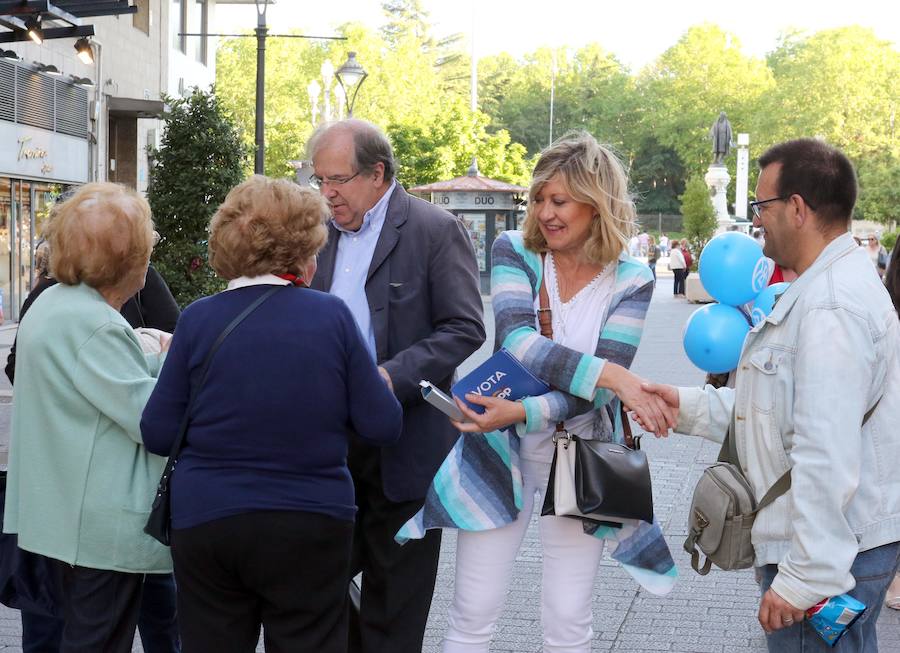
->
[4,283,172,573]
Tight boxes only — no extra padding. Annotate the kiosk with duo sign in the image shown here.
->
[411,160,526,293]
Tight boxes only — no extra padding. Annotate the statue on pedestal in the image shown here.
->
[709,111,734,165]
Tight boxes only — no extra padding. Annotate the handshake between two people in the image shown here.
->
[449,362,679,438]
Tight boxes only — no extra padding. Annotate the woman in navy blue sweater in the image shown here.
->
[141,176,402,653]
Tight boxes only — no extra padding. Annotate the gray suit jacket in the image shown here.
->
[310,185,485,501]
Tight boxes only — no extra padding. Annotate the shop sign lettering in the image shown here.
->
[17,136,53,174]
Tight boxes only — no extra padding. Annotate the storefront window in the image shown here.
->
[0,178,66,320]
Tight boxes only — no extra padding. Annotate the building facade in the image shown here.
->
[0,0,217,320]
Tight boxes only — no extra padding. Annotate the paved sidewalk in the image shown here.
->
[421,278,900,652]
[0,280,897,651]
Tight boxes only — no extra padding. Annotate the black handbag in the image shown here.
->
[534,255,654,524]
[540,408,654,524]
[144,285,283,545]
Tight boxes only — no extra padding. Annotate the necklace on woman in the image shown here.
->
[549,254,607,339]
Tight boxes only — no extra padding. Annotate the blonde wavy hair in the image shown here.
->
[523,131,634,266]
[208,176,329,280]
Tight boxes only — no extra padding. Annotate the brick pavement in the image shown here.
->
[421,276,900,652]
[0,278,896,651]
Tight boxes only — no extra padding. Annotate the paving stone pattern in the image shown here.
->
[0,279,896,651]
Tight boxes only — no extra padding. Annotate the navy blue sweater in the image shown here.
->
[141,284,402,528]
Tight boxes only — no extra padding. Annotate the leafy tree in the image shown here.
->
[760,27,900,161]
[636,24,773,182]
[680,176,718,255]
[631,137,685,214]
[381,0,430,44]
[148,88,248,306]
[856,152,900,224]
[389,99,530,187]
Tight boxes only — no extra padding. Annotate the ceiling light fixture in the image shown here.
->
[24,15,43,45]
[74,37,94,65]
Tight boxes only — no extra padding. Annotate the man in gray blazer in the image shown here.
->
[308,119,485,653]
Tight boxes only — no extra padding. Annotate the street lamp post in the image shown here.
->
[307,79,321,126]
[254,0,268,174]
[335,52,368,117]
[320,60,334,122]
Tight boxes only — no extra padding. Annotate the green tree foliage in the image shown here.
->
[630,137,685,214]
[760,27,900,161]
[213,14,899,225]
[148,88,248,306]
[638,24,774,181]
[389,99,530,187]
[680,176,718,255]
[856,152,900,224]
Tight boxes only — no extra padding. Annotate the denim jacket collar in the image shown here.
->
[762,232,857,327]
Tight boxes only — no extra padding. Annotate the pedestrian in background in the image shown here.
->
[142,176,403,653]
[647,234,660,280]
[402,131,676,653]
[307,119,485,652]
[866,232,888,278]
[643,138,900,651]
[4,183,170,653]
[669,239,687,296]
[659,232,669,256]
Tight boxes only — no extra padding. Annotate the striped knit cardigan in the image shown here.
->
[397,231,677,595]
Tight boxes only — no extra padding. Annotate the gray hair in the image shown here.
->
[307,119,395,183]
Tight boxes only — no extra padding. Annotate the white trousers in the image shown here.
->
[442,458,606,653]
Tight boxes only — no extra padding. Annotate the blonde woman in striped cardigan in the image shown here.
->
[400,132,677,653]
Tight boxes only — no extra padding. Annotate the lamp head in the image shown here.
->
[75,37,94,65]
[336,52,367,89]
[25,15,43,45]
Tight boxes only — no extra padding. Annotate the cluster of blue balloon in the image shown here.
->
[682,232,791,374]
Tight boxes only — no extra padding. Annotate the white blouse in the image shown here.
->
[521,254,616,463]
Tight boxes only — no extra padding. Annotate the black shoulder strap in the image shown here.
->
[160,285,283,464]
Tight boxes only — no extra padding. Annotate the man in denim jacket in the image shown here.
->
[646,139,900,651]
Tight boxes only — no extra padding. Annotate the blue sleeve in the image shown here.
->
[343,306,402,445]
[141,312,192,456]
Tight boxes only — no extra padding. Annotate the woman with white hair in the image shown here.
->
[4,183,170,653]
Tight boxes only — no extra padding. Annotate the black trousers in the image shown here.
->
[21,572,180,653]
[48,561,145,653]
[171,510,353,653]
[673,268,687,295]
[348,443,443,653]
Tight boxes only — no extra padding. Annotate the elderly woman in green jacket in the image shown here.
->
[3,182,170,653]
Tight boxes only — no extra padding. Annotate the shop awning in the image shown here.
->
[107,97,169,119]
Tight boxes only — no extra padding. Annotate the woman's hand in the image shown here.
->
[450,394,527,433]
[601,364,676,437]
[630,382,680,435]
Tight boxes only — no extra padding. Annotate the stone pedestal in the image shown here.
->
[705,164,734,232]
[686,276,714,303]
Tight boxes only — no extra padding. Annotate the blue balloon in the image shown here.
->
[750,282,791,326]
[683,303,751,374]
[699,232,769,306]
